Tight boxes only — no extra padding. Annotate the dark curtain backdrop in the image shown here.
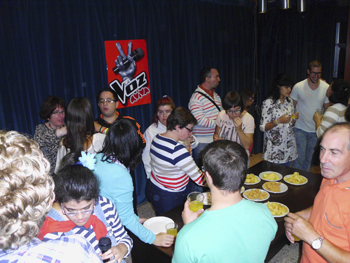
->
[0,0,348,204]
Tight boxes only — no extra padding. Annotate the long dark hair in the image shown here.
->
[101,119,145,170]
[268,74,294,104]
[64,97,95,153]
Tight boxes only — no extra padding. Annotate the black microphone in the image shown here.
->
[99,237,111,263]
[113,48,144,74]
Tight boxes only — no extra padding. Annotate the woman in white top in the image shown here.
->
[214,91,254,159]
[314,79,349,138]
[56,97,105,171]
[259,74,298,166]
[142,96,175,179]
[143,96,198,179]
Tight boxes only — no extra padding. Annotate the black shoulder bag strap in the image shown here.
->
[195,91,221,112]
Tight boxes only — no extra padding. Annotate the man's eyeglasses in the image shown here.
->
[184,126,193,133]
[61,203,94,217]
[310,71,322,76]
[227,109,241,114]
[98,98,116,104]
[52,110,65,116]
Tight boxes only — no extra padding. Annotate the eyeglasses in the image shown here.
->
[227,109,241,114]
[157,110,172,116]
[61,203,94,217]
[248,97,255,101]
[310,71,322,76]
[52,110,65,116]
[184,126,193,133]
[98,98,116,104]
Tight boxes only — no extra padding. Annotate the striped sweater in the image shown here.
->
[150,134,205,192]
[42,196,133,257]
[316,103,346,138]
[188,86,222,143]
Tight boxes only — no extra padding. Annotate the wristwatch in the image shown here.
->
[311,236,325,250]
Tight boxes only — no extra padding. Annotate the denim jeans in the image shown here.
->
[292,128,318,172]
[146,180,192,215]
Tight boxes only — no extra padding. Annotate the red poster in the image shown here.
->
[104,39,151,108]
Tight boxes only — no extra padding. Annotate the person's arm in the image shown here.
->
[213,125,223,141]
[259,99,278,133]
[296,206,313,220]
[100,196,132,259]
[237,130,253,150]
[285,212,350,263]
[94,121,109,134]
[293,99,298,107]
[315,105,342,138]
[189,94,218,129]
[101,164,174,247]
[175,145,206,186]
[142,128,153,178]
[314,111,323,137]
[233,117,253,150]
[55,140,67,173]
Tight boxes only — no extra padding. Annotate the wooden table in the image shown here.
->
[130,161,322,263]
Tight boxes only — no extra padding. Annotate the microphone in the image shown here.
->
[99,237,111,263]
[113,48,144,74]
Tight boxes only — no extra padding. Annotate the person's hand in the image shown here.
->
[153,232,175,247]
[115,41,136,82]
[187,146,193,155]
[99,244,128,263]
[313,111,323,123]
[291,112,299,120]
[213,135,223,141]
[278,113,291,124]
[57,126,67,137]
[284,212,319,245]
[181,200,204,225]
[233,117,243,131]
[139,217,148,224]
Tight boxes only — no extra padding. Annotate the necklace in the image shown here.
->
[48,122,62,130]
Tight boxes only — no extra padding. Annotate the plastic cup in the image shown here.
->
[165,222,178,237]
[292,234,301,241]
[187,192,204,212]
[316,108,324,115]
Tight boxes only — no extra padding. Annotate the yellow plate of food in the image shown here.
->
[241,186,245,193]
[202,192,211,205]
[244,173,261,185]
[265,201,289,218]
[283,172,308,185]
[259,171,283,182]
[262,181,288,194]
[243,188,270,202]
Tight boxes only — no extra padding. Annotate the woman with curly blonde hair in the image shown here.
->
[0,130,100,262]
